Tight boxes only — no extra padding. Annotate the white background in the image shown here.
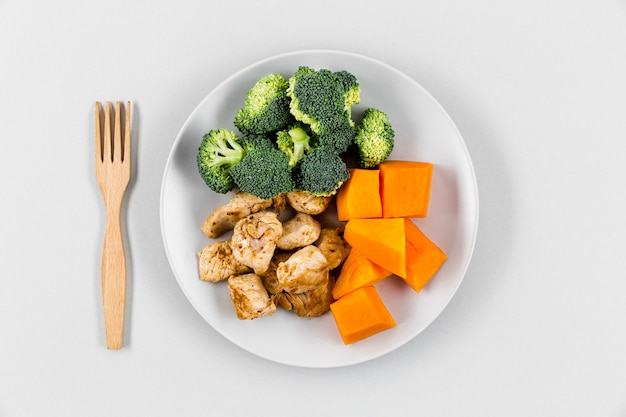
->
[1,0,625,415]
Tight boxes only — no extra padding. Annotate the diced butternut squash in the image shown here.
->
[403,218,447,292]
[330,286,396,345]
[343,218,447,292]
[335,168,382,221]
[379,161,433,218]
[332,248,392,300]
[343,218,407,278]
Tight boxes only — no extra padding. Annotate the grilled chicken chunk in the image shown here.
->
[276,213,321,251]
[276,245,329,294]
[201,192,274,239]
[314,227,351,270]
[273,275,334,318]
[228,273,276,320]
[197,241,251,282]
[272,193,287,217]
[260,249,293,295]
[285,191,333,215]
[231,211,283,275]
[273,245,333,317]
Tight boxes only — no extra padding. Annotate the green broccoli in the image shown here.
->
[333,70,360,124]
[229,134,295,199]
[293,147,350,196]
[196,128,245,193]
[287,67,357,154]
[234,73,293,135]
[353,108,395,168]
[275,125,313,167]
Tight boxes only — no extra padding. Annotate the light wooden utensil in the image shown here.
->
[95,101,131,350]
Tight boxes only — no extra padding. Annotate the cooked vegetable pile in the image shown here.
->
[196,67,395,200]
[196,66,449,346]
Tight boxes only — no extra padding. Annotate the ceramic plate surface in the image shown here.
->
[160,50,479,368]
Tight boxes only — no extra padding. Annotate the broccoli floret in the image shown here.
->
[276,125,313,167]
[353,108,395,168]
[293,147,350,196]
[287,67,357,154]
[333,70,360,124]
[234,73,293,135]
[196,128,244,193]
[229,134,295,199]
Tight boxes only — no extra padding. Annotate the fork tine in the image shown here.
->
[103,102,113,162]
[114,102,122,162]
[95,102,102,162]
[124,101,131,163]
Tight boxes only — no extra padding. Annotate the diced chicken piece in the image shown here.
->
[260,249,293,295]
[285,190,333,215]
[197,241,251,282]
[231,211,282,275]
[276,213,321,251]
[273,275,334,318]
[276,245,329,294]
[314,227,351,269]
[228,273,276,320]
[272,193,287,217]
[201,192,274,239]
[272,293,293,312]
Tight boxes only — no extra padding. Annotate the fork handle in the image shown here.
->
[101,197,127,350]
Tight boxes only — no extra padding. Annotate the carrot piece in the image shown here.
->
[335,168,382,221]
[343,218,407,278]
[403,218,447,292]
[332,248,392,300]
[330,286,396,345]
[379,161,433,218]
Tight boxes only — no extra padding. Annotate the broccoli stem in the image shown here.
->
[289,127,311,164]
[289,127,309,143]
[208,136,244,168]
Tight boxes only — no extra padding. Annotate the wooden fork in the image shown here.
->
[95,101,131,349]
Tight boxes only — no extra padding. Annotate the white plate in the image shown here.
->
[160,50,479,368]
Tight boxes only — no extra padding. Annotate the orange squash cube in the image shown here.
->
[332,248,392,300]
[335,168,382,221]
[403,218,447,292]
[343,218,407,278]
[330,286,396,345]
[379,161,433,218]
